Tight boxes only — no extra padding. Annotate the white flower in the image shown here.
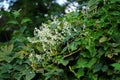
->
[65,2,79,13]
[82,6,90,15]
[28,16,79,54]
[82,6,90,10]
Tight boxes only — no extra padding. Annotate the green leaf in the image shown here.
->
[61,46,68,54]
[58,58,69,66]
[26,71,35,80]
[80,51,91,58]
[21,18,31,24]
[0,44,14,62]
[101,65,108,72]
[21,26,27,31]
[69,42,78,51]
[111,43,119,47]
[111,63,120,70]
[0,73,11,79]
[53,69,63,75]
[74,58,88,68]
[76,68,84,78]
[22,69,35,80]
[12,10,20,18]
[89,73,98,80]
[97,49,104,58]
[87,58,97,68]
[69,66,84,78]
[114,48,120,53]
[14,73,23,80]
[93,63,103,73]
[110,11,120,16]
[13,64,26,71]
[110,0,120,3]
[7,20,18,25]
[1,63,12,73]
[99,36,107,43]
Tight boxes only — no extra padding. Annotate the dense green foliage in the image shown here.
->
[0,0,120,80]
[0,0,67,42]
[10,0,66,27]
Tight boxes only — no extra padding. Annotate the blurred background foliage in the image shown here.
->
[0,0,88,42]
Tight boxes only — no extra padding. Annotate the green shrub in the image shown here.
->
[0,0,120,80]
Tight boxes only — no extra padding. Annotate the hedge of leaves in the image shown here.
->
[0,0,120,80]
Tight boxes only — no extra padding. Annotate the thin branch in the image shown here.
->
[64,47,81,58]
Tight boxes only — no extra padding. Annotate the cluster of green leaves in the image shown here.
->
[0,9,32,43]
[68,0,120,79]
[0,43,36,80]
[0,0,120,80]
[10,0,66,27]
[28,0,120,80]
[0,10,36,80]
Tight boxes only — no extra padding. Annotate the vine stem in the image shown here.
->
[64,47,81,58]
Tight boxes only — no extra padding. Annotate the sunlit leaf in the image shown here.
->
[21,18,31,24]
[99,36,107,43]
[76,68,84,78]
[69,42,78,51]
[7,20,18,25]
[87,58,97,68]
[58,58,69,66]
[111,63,120,70]
[12,10,20,18]
[74,58,88,68]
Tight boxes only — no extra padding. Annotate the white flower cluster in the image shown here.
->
[28,16,77,52]
[65,2,79,13]
[82,6,90,15]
